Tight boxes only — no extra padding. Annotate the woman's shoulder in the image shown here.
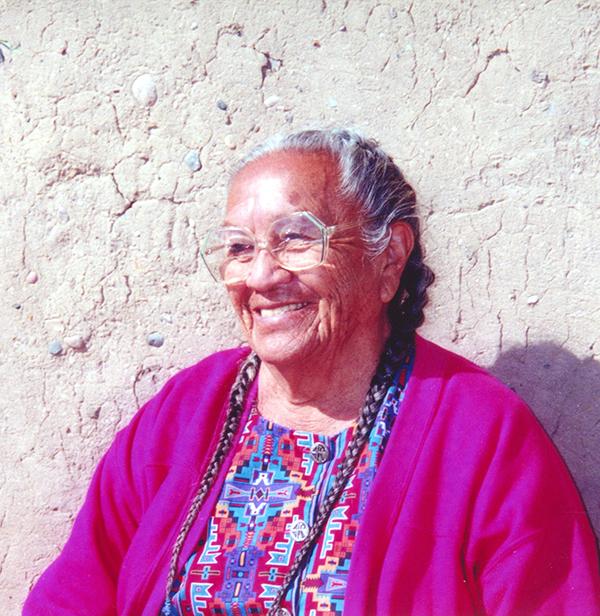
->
[409,335,552,455]
[165,345,252,395]
[115,346,253,458]
[405,336,587,521]
[413,335,525,411]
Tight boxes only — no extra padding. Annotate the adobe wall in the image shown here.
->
[1,0,598,607]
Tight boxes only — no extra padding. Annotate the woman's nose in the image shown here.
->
[245,248,291,290]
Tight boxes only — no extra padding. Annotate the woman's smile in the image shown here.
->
[248,299,316,336]
[253,301,310,319]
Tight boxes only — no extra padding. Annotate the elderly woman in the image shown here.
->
[25,129,599,615]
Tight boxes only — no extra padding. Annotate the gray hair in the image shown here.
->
[231,128,435,337]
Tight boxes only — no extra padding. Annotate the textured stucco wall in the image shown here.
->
[1,0,598,608]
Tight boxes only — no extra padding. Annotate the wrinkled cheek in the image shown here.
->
[316,305,331,340]
[317,293,347,343]
[240,309,253,335]
[228,293,252,334]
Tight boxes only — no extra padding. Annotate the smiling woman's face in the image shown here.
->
[224,149,390,369]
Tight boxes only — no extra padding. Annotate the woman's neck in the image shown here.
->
[256,328,388,436]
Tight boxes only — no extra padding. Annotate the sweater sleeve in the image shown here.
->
[477,520,600,615]
[465,392,600,615]
[22,379,176,616]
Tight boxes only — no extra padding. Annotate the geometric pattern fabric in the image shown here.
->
[167,348,413,615]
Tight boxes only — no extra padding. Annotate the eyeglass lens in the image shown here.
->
[202,213,327,283]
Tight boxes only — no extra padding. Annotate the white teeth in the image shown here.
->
[259,303,308,317]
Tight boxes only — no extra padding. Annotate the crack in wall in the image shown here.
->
[464,48,509,96]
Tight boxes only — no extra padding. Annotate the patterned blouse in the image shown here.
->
[166,348,413,616]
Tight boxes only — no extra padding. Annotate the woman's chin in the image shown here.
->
[243,304,321,366]
[249,331,318,368]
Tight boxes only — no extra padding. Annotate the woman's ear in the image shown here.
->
[380,222,414,303]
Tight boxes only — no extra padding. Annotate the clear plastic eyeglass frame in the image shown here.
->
[201,211,352,285]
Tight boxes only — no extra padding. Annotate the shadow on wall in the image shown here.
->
[489,344,600,540]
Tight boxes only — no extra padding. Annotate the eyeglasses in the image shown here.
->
[201,211,353,285]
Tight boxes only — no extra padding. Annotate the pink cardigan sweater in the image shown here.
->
[24,336,600,615]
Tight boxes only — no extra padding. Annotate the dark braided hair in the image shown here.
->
[162,352,260,614]
[266,333,406,615]
[233,128,435,338]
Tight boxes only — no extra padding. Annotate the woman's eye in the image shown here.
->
[227,242,254,258]
[283,232,306,242]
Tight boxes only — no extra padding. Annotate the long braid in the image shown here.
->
[266,334,407,616]
[162,351,260,612]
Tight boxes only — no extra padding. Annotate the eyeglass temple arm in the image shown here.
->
[325,220,361,237]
